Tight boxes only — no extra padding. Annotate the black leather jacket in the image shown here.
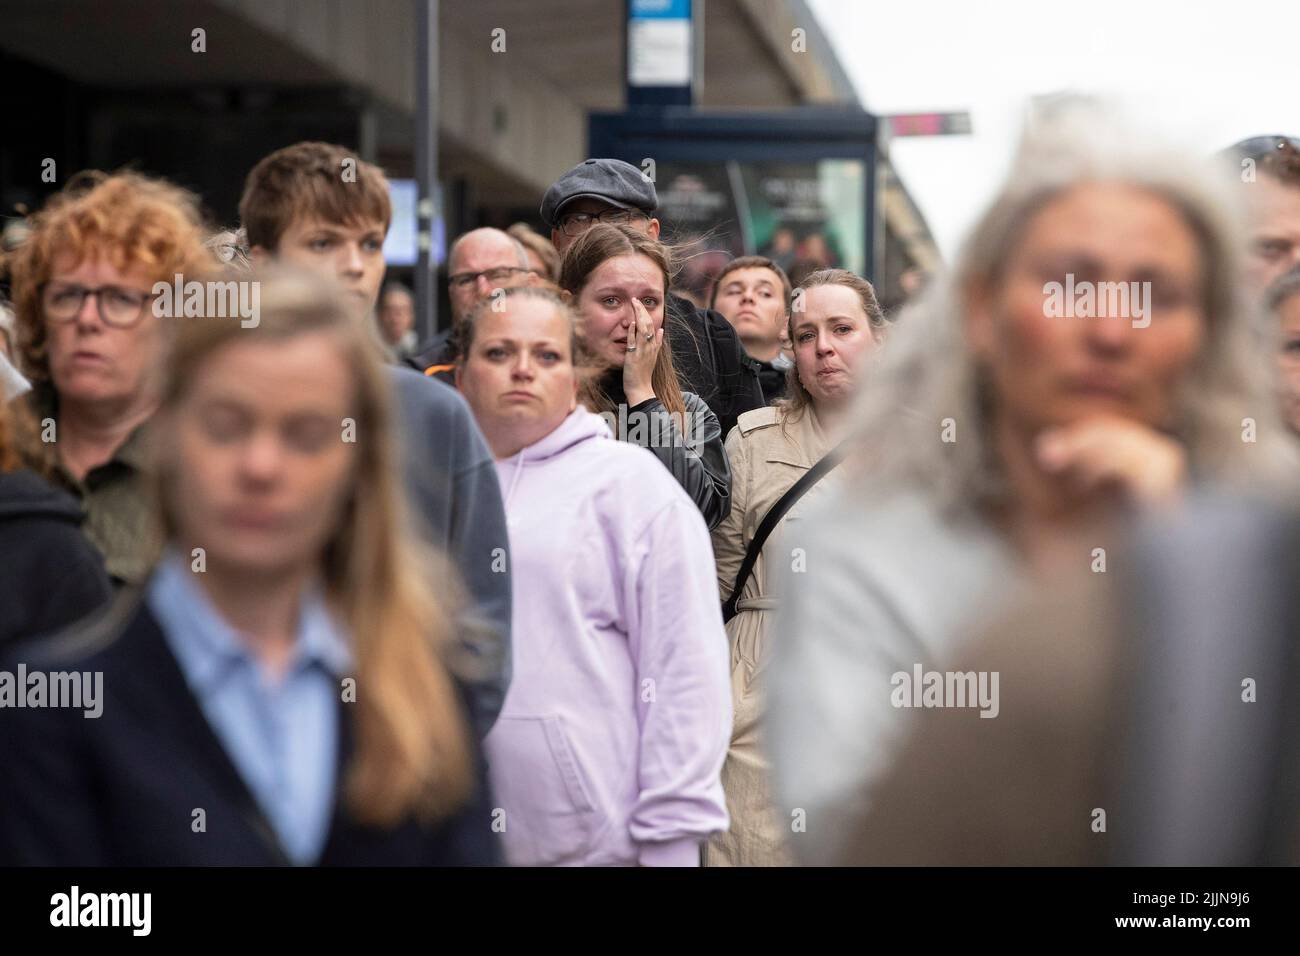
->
[666,294,764,441]
[601,374,731,530]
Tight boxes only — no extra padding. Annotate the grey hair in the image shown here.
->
[204,227,252,272]
[845,100,1300,517]
[447,227,530,273]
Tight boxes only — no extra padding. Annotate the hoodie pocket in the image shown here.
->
[486,714,599,866]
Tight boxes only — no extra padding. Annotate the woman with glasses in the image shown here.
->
[8,171,209,585]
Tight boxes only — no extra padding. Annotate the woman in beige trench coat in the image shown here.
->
[705,268,887,866]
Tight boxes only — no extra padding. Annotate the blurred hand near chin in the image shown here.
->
[1035,416,1187,507]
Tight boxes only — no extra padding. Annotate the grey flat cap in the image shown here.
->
[540,158,657,228]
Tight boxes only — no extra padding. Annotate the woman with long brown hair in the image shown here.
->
[559,222,732,529]
[0,268,495,865]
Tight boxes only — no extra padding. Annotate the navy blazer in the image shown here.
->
[0,591,500,866]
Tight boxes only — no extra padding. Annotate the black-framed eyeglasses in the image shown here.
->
[556,208,649,238]
[1227,135,1300,162]
[447,266,531,290]
[41,281,157,328]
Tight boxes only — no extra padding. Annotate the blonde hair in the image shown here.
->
[156,267,472,826]
[781,268,886,426]
[845,101,1300,516]
[508,222,561,282]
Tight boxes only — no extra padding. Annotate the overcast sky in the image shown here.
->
[808,0,1300,260]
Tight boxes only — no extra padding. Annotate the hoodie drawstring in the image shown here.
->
[503,445,527,509]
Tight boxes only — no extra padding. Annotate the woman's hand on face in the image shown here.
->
[1035,416,1187,507]
[622,297,662,407]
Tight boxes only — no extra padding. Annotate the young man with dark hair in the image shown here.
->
[710,255,794,403]
[240,141,512,738]
[541,158,765,438]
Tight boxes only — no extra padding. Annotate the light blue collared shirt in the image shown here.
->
[146,550,353,865]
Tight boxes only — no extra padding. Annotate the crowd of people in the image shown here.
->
[1,103,1298,866]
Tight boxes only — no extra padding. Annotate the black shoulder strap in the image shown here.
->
[722,442,847,623]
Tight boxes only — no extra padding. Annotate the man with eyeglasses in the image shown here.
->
[541,158,764,439]
[407,228,536,383]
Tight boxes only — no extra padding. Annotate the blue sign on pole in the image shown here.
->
[626,0,693,107]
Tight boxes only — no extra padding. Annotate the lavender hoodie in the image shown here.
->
[485,407,732,866]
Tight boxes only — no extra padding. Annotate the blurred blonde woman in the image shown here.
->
[0,269,495,865]
[768,102,1300,865]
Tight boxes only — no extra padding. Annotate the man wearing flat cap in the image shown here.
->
[542,158,765,439]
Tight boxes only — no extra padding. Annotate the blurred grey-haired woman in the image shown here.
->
[768,101,1300,865]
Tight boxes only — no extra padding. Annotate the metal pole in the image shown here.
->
[414,0,439,342]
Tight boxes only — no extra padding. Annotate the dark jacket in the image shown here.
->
[666,294,765,441]
[754,357,791,404]
[406,328,457,386]
[388,366,511,739]
[22,383,157,587]
[0,468,111,646]
[599,372,731,530]
[0,591,500,866]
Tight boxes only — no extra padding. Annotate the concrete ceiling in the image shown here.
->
[0,0,822,108]
[445,0,806,110]
[0,0,337,85]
